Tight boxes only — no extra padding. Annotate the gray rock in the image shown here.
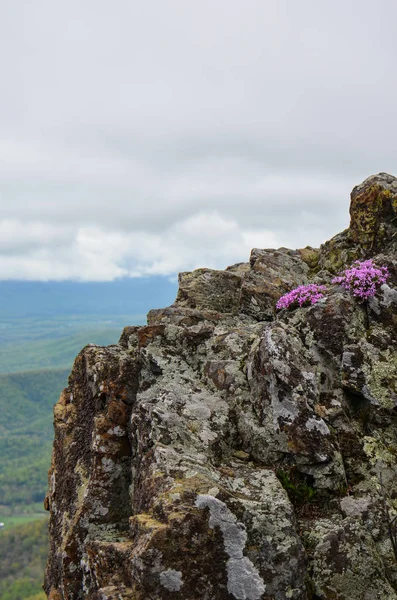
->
[45,174,397,599]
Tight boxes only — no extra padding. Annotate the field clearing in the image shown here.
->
[0,512,47,530]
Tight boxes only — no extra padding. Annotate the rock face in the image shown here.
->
[45,174,397,599]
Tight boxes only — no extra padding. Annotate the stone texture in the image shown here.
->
[319,172,397,274]
[45,174,397,599]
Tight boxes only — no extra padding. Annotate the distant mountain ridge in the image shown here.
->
[0,276,177,317]
[0,276,177,373]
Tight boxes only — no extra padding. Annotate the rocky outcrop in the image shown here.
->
[45,174,397,599]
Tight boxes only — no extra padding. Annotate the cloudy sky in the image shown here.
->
[1,0,396,281]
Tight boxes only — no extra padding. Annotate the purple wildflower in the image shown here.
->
[276,284,327,310]
[332,259,389,301]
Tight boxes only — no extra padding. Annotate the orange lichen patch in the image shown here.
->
[54,401,76,424]
[94,416,116,433]
[204,361,233,390]
[108,381,132,399]
[138,325,166,348]
[107,398,130,425]
[95,403,130,432]
[98,381,133,405]
[217,466,235,478]
[315,404,328,419]
[48,589,63,600]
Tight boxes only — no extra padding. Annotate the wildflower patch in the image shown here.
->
[332,259,389,301]
[276,284,327,310]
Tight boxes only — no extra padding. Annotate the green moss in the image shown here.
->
[327,247,345,271]
[321,245,362,276]
[299,247,320,270]
[276,468,317,507]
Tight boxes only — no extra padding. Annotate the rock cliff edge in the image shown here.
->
[45,173,397,600]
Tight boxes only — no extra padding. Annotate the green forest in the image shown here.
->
[0,314,132,373]
[0,320,135,598]
[0,368,69,508]
[0,518,48,600]
[0,279,177,598]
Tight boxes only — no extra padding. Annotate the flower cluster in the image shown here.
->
[332,259,389,301]
[276,284,327,310]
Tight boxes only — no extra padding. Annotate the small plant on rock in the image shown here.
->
[276,284,327,311]
[332,259,389,328]
[332,259,389,301]
[276,467,317,507]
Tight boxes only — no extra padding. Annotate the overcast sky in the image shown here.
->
[1,0,396,281]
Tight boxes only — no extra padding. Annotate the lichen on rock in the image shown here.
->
[45,174,397,599]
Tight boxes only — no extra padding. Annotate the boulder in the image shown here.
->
[45,174,397,599]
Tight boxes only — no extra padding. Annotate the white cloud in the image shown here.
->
[0,0,396,280]
[0,214,285,281]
